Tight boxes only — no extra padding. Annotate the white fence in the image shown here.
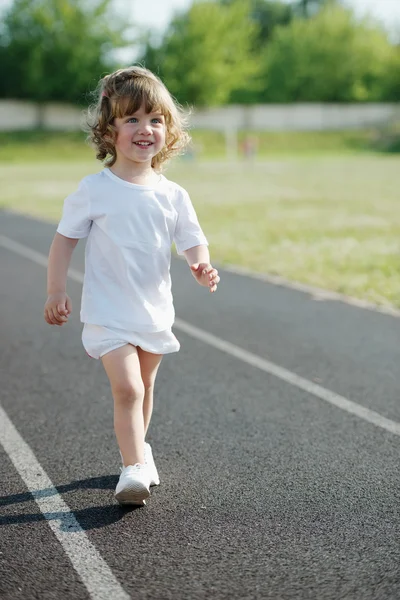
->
[0,99,399,131]
[191,103,400,131]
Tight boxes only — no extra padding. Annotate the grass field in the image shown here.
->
[1,131,399,309]
[0,128,383,163]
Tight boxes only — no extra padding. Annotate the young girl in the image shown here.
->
[44,66,220,506]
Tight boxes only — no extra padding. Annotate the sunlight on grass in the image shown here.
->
[1,152,399,308]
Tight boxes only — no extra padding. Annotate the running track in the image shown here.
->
[1,211,399,600]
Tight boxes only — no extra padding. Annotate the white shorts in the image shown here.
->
[82,323,180,360]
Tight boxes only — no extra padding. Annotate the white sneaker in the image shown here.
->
[115,464,151,505]
[144,442,160,486]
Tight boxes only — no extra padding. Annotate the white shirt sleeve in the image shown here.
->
[57,179,92,239]
[174,189,208,255]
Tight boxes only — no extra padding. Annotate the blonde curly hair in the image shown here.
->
[86,66,191,171]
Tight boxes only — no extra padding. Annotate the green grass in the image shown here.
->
[170,157,400,308]
[190,129,376,157]
[0,128,383,163]
[1,133,399,308]
[0,130,92,162]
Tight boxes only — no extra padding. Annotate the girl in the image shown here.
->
[44,66,220,506]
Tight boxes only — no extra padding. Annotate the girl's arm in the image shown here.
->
[183,245,220,293]
[44,232,79,326]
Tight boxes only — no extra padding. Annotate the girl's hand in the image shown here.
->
[190,263,220,293]
[44,292,72,326]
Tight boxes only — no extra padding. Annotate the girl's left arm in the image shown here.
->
[183,245,220,293]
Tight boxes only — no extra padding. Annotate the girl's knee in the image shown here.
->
[142,378,155,393]
[112,378,145,404]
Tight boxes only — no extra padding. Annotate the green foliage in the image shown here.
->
[226,0,294,102]
[251,0,293,45]
[224,0,334,102]
[221,0,293,47]
[262,5,397,102]
[380,46,400,101]
[0,0,398,107]
[0,0,130,104]
[141,0,260,106]
[290,0,333,18]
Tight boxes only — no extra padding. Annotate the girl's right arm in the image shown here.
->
[44,232,79,326]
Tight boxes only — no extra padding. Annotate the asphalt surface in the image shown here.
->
[1,210,399,600]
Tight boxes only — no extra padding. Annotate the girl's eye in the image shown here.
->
[151,118,162,124]
[127,118,138,123]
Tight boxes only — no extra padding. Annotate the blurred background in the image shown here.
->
[0,0,399,308]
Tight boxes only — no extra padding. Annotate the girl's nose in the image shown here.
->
[138,123,152,135]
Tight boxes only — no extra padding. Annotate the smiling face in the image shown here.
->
[113,104,166,169]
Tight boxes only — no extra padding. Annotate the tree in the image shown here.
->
[251,0,293,44]
[292,0,333,18]
[0,0,131,106]
[380,45,400,101]
[141,0,260,107]
[214,0,338,103]
[220,0,293,47]
[221,1,293,102]
[261,4,397,102]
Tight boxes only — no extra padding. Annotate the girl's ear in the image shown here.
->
[104,128,116,144]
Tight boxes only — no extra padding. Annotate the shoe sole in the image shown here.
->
[115,483,151,506]
[150,474,160,486]
[146,461,160,486]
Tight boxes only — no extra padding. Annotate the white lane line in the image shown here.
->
[175,319,400,436]
[0,406,130,600]
[2,233,400,440]
[0,234,84,283]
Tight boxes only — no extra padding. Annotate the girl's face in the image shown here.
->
[113,103,166,168]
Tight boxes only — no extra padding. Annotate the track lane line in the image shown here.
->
[0,406,130,600]
[175,318,400,436]
[1,233,400,440]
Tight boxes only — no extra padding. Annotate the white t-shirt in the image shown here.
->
[57,168,208,332]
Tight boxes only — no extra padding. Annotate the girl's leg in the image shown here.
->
[101,344,145,467]
[137,347,163,437]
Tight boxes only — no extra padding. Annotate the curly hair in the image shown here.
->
[86,66,191,171]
